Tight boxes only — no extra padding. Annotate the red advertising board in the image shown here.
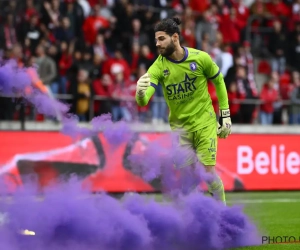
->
[1,131,300,191]
[217,134,300,190]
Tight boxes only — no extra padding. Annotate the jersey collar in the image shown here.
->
[166,47,188,64]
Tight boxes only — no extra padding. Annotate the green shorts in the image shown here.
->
[173,122,218,168]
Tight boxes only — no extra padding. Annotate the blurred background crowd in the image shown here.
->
[0,0,300,125]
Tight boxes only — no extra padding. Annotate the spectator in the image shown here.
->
[70,69,92,121]
[78,0,91,18]
[137,45,155,72]
[216,43,233,77]
[151,83,168,124]
[111,71,136,122]
[93,33,108,60]
[57,41,73,93]
[287,71,300,124]
[34,44,57,93]
[181,15,197,48]
[128,18,150,49]
[225,56,242,89]
[266,0,290,18]
[90,54,104,80]
[95,2,113,20]
[53,16,75,43]
[0,13,18,51]
[260,75,279,125]
[92,73,113,116]
[81,46,95,74]
[228,81,244,123]
[236,65,257,123]
[61,0,85,38]
[210,33,223,61]
[82,4,109,45]
[268,20,288,75]
[288,33,300,71]
[289,77,300,124]
[23,0,39,23]
[188,0,210,15]
[289,22,300,43]
[22,14,43,54]
[102,49,131,81]
[139,9,157,51]
[128,42,140,78]
[218,7,244,46]
[208,80,219,114]
[42,0,61,30]
[233,0,250,31]
[136,65,151,122]
[269,71,283,124]
[195,6,220,50]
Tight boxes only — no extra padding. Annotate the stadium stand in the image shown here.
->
[0,0,299,125]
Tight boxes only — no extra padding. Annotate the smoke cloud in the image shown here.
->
[0,61,261,249]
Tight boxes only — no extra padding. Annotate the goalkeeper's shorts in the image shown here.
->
[172,121,218,168]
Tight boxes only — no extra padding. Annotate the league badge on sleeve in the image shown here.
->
[163,68,170,77]
[190,62,197,71]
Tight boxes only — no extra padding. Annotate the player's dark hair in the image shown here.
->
[154,17,181,36]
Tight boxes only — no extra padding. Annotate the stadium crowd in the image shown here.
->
[0,0,300,125]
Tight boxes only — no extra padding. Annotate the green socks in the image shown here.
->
[207,175,226,205]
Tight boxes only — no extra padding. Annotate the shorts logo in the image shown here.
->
[190,62,197,71]
[208,138,216,153]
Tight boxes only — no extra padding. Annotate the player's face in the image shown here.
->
[155,31,176,57]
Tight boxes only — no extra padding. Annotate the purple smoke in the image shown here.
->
[0,61,131,141]
[127,133,214,195]
[0,60,31,95]
[60,114,133,145]
[0,61,70,119]
[0,179,260,250]
[0,60,261,249]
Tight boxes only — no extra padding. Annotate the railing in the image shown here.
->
[0,93,295,128]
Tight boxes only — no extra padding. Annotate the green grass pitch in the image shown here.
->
[227,192,300,249]
[148,191,300,250]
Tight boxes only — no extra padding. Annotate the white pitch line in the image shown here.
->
[232,198,300,204]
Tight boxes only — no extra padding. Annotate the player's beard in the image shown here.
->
[159,41,176,57]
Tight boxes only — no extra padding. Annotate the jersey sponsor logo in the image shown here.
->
[190,62,197,71]
[165,73,197,102]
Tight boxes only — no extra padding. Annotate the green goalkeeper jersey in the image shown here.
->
[136,47,229,132]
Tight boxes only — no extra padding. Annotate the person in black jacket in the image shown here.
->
[268,20,288,75]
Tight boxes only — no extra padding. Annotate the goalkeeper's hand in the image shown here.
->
[136,73,150,97]
[217,109,232,139]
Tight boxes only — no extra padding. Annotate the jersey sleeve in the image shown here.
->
[201,52,220,80]
[201,52,229,110]
[147,61,162,89]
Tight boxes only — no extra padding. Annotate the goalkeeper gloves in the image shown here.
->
[217,109,232,139]
[136,73,150,98]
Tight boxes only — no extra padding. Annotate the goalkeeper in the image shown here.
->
[135,17,232,205]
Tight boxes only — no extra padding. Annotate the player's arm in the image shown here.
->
[202,52,232,138]
[135,62,161,106]
[209,73,229,111]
